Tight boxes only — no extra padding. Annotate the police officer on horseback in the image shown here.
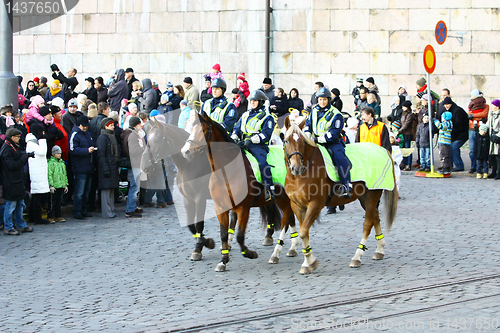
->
[231,90,276,202]
[304,87,352,197]
[200,78,237,133]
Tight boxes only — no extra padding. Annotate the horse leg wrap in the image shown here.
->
[277,239,284,246]
[374,234,386,256]
[228,228,235,242]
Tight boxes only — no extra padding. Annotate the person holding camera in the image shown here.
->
[51,64,79,104]
[0,128,33,235]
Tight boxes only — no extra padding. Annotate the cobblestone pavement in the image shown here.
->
[1,163,500,332]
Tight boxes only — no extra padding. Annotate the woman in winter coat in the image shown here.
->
[25,80,41,100]
[288,88,304,112]
[487,99,500,179]
[398,100,416,170]
[270,88,289,127]
[26,124,51,224]
[97,117,120,218]
[388,95,405,124]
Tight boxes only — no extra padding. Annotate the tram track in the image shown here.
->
[168,273,500,332]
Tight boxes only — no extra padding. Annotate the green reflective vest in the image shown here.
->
[311,105,341,137]
[203,98,230,124]
[241,110,270,141]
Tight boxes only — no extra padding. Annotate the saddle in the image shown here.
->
[244,146,287,186]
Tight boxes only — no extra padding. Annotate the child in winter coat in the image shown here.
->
[234,73,250,108]
[475,124,490,179]
[206,63,224,94]
[24,95,46,125]
[47,145,68,222]
[0,104,15,140]
[390,120,404,148]
[389,132,403,191]
[416,113,432,172]
[434,111,453,174]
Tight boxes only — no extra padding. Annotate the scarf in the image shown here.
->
[50,86,61,96]
[101,128,119,162]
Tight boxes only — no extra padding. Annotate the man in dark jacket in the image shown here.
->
[137,78,158,114]
[331,88,343,112]
[61,98,82,136]
[83,77,98,104]
[97,117,120,218]
[87,102,110,211]
[0,128,33,235]
[121,116,144,218]
[125,68,139,100]
[108,69,128,112]
[51,65,78,104]
[69,116,96,220]
[95,76,108,104]
[443,97,469,171]
[259,77,275,101]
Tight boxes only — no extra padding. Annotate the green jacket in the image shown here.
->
[47,156,68,189]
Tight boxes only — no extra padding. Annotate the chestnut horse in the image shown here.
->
[283,118,398,274]
[181,113,297,272]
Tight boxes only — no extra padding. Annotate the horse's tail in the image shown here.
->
[383,158,399,231]
[259,202,282,232]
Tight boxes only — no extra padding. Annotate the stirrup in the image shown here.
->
[336,184,352,198]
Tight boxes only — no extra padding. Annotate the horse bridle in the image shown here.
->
[284,140,317,172]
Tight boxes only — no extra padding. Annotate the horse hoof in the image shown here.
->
[215,262,226,272]
[190,252,202,261]
[349,259,361,268]
[299,260,318,274]
[286,249,298,257]
[204,238,215,250]
[372,252,384,260]
[268,256,279,264]
[262,237,273,246]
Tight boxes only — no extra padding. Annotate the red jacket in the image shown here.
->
[54,118,69,160]
[468,103,489,130]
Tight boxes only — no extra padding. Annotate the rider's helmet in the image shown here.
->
[248,90,268,110]
[211,78,227,94]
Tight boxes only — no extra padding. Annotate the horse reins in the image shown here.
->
[285,144,317,173]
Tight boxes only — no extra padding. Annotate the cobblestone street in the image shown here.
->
[1,168,500,332]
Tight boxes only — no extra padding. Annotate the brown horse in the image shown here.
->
[181,113,297,271]
[283,118,398,274]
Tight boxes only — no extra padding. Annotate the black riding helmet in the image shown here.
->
[316,87,331,100]
[248,90,268,110]
[211,78,227,94]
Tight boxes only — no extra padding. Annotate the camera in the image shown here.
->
[50,64,60,72]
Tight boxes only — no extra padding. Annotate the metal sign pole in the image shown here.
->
[0,2,18,110]
[427,72,435,172]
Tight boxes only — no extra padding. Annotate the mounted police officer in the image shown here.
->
[304,87,352,197]
[231,90,276,202]
[200,78,237,133]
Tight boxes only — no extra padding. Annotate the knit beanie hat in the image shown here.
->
[470,88,481,99]
[331,88,340,97]
[50,105,61,115]
[416,77,426,87]
[30,124,44,139]
[183,77,193,84]
[212,63,221,71]
[263,77,272,84]
[356,78,363,83]
[443,97,453,105]
[479,124,489,132]
[366,77,374,84]
[51,97,64,109]
[76,115,89,127]
[402,100,412,108]
[52,145,62,155]
[237,72,246,81]
[38,106,51,117]
[442,111,452,121]
[100,117,115,129]
[231,88,239,94]
[129,116,141,129]
[149,109,160,118]
[492,99,500,108]
[166,81,173,88]
[392,120,402,130]
[421,94,428,101]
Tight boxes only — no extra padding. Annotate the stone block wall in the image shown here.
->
[13,0,500,115]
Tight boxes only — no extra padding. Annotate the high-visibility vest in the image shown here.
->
[203,98,230,124]
[240,110,270,142]
[311,105,341,137]
[359,121,385,146]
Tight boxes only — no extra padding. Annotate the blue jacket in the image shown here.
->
[304,105,344,144]
[232,107,274,145]
[201,96,238,133]
[69,125,95,174]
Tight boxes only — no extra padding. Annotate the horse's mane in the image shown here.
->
[285,123,317,147]
[200,114,235,144]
